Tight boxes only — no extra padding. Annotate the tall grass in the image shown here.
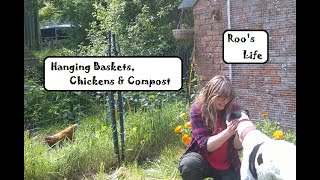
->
[25,100,296,179]
[102,145,186,180]
[24,101,190,179]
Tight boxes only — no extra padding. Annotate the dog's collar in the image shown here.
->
[239,118,250,123]
[239,120,256,141]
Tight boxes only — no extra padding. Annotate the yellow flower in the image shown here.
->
[273,130,284,140]
[261,113,268,117]
[174,126,182,133]
[184,122,192,128]
[181,134,189,141]
[179,113,186,119]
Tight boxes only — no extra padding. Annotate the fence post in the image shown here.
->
[117,91,124,162]
[112,33,125,163]
[108,30,120,165]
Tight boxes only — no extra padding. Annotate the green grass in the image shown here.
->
[92,145,186,180]
[24,101,190,179]
[24,101,296,180]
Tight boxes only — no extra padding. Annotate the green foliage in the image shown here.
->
[76,0,187,56]
[38,1,60,23]
[25,48,75,85]
[24,0,39,14]
[25,1,200,177]
[123,101,190,163]
[24,101,189,179]
[34,48,78,60]
[122,91,188,113]
[36,0,195,55]
[24,132,53,179]
[24,117,115,179]
[281,129,296,145]
[24,64,43,84]
[255,119,280,138]
[38,0,94,48]
[255,115,296,144]
[42,0,93,27]
[25,45,199,129]
[24,79,104,128]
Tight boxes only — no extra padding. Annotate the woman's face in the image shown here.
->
[215,96,231,111]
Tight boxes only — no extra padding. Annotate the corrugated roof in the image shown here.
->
[178,0,197,9]
[41,24,72,29]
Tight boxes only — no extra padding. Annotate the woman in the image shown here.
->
[178,75,243,180]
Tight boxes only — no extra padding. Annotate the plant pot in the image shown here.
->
[172,28,194,41]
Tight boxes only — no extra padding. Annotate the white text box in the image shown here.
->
[44,57,182,91]
[223,30,269,64]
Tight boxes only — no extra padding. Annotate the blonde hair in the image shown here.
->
[193,75,236,132]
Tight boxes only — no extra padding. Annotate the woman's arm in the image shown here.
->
[207,120,238,152]
[207,129,233,152]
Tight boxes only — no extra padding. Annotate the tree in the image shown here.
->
[39,0,96,47]
[79,0,189,56]
[24,0,40,49]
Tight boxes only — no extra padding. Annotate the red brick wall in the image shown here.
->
[192,0,296,130]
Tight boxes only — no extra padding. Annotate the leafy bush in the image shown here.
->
[255,113,296,144]
[24,79,104,128]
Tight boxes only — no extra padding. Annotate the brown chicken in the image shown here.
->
[44,124,78,147]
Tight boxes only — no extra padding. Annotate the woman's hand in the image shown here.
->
[226,119,239,136]
[234,133,243,150]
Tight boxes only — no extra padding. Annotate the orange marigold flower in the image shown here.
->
[174,126,182,133]
[273,130,284,140]
[184,137,192,146]
[261,113,268,117]
[181,134,189,141]
[184,122,192,128]
[179,113,186,119]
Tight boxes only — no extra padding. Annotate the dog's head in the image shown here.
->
[226,108,254,142]
[226,108,250,122]
[226,110,242,122]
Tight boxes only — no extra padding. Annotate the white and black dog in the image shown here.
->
[226,110,296,180]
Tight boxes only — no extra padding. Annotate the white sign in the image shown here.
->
[44,57,182,91]
[223,30,269,64]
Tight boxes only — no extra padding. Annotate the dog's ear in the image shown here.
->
[242,108,250,117]
[226,110,242,122]
[240,107,250,117]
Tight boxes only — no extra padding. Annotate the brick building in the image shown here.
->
[187,0,296,130]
